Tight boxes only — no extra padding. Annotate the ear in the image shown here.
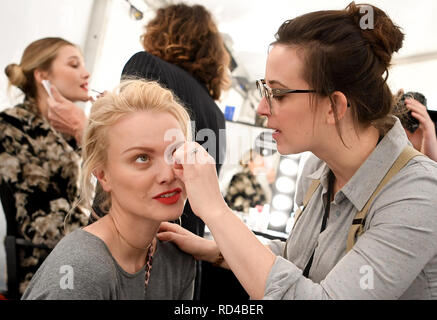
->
[93,167,112,192]
[326,91,349,125]
[33,68,49,84]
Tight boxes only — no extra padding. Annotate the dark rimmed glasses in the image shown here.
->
[256,79,316,115]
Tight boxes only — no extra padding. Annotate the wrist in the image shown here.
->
[203,200,231,225]
[204,240,223,265]
[74,129,83,146]
[212,251,224,267]
[74,122,86,145]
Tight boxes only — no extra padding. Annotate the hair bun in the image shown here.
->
[5,63,27,88]
[346,2,404,68]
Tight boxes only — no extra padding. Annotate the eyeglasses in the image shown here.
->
[256,79,316,115]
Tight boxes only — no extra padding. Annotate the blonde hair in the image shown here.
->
[4,37,75,101]
[79,79,192,220]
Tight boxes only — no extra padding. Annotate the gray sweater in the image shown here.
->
[21,228,195,300]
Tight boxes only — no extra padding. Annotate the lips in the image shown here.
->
[153,188,182,205]
[80,83,89,91]
[271,128,281,140]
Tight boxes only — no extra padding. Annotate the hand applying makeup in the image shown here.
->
[47,85,88,145]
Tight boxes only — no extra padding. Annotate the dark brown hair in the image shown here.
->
[141,4,231,100]
[274,2,404,137]
[4,37,75,101]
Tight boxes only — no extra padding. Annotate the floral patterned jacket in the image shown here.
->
[0,101,89,295]
[224,167,267,213]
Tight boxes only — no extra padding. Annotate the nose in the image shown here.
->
[81,66,90,80]
[257,97,271,117]
[156,159,176,184]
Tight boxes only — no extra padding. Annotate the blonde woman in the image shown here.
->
[1,37,91,296]
[22,80,195,300]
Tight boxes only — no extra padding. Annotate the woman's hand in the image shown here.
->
[172,142,229,222]
[47,85,87,145]
[157,222,220,263]
[406,98,437,161]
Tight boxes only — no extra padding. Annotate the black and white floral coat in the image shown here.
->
[224,167,267,214]
[0,100,89,295]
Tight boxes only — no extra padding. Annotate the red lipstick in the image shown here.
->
[153,188,182,205]
[80,82,89,91]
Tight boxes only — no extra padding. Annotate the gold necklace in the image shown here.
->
[110,215,152,251]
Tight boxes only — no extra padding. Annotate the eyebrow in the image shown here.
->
[267,79,288,87]
[122,146,156,155]
[67,56,81,62]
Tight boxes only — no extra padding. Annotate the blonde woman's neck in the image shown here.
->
[83,211,159,274]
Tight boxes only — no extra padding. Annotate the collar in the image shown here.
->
[306,117,410,211]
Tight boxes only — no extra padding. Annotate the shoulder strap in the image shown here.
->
[285,179,320,259]
[293,179,321,226]
[346,146,423,252]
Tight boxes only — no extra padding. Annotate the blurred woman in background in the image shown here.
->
[0,37,90,295]
[225,149,267,213]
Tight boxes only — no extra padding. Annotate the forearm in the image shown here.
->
[422,136,437,161]
[204,207,276,299]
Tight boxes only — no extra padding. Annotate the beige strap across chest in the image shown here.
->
[292,146,422,253]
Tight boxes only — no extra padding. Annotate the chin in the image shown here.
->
[161,201,186,221]
[276,143,304,156]
[78,94,90,102]
[65,93,89,102]
[276,143,292,155]
[162,209,184,222]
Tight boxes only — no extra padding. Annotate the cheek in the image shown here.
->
[108,163,151,193]
[279,110,308,135]
[181,188,188,201]
[52,69,78,88]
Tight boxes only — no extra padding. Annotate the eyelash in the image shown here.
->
[272,95,285,101]
[135,155,150,164]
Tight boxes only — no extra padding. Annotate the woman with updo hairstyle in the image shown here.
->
[158,2,437,299]
[225,149,267,213]
[1,37,91,296]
